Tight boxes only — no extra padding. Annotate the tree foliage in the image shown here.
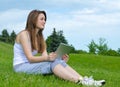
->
[88,38,109,55]
[10,30,17,44]
[46,28,68,52]
[96,38,109,55]
[87,38,109,55]
[1,29,9,42]
[117,48,120,54]
[87,38,120,56]
[106,49,120,56]
[88,40,97,54]
[0,29,16,44]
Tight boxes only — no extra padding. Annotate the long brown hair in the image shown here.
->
[25,9,47,53]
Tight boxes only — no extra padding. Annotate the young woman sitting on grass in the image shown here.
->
[13,9,105,86]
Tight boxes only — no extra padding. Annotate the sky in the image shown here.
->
[0,0,120,51]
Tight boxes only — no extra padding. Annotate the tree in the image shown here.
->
[46,28,68,52]
[1,29,9,42]
[57,30,67,44]
[10,30,16,44]
[0,35,2,41]
[117,48,120,56]
[87,38,109,55]
[117,48,120,54]
[88,40,97,54]
[96,38,109,55]
[106,49,119,56]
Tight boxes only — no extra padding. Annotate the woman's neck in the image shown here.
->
[35,28,39,35]
[35,28,43,35]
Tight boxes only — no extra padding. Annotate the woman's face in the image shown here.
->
[36,13,46,30]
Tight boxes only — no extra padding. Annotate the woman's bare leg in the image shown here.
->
[65,65,83,80]
[52,64,83,83]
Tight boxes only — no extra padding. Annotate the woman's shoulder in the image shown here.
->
[16,30,28,43]
[19,30,28,35]
[17,30,30,38]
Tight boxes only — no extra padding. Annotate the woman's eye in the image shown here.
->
[40,18,45,21]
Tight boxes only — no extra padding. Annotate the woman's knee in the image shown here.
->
[51,59,67,71]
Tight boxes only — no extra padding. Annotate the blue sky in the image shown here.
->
[0,0,120,51]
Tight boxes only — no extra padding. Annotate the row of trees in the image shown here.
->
[88,38,120,56]
[0,29,16,44]
[0,28,120,56]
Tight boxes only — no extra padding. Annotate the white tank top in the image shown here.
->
[13,43,38,66]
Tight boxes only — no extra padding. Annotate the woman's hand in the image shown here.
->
[62,54,69,62]
[48,52,57,61]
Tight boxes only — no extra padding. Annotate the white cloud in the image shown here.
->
[0,9,30,34]
[71,10,120,26]
[0,9,29,23]
[71,8,98,15]
[95,0,120,10]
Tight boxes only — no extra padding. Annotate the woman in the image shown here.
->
[13,9,105,86]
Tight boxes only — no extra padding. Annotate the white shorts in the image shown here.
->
[13,59,67,74]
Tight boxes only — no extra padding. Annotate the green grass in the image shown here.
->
[0,41,120,87]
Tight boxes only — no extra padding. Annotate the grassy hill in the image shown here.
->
[0,42,120,87]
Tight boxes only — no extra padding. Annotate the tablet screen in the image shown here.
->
[55,43,73,58]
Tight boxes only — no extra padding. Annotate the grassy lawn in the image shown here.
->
[0,42,120,87]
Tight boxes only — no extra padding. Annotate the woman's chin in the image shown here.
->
[40,26,44,30]
[41,28,44,30]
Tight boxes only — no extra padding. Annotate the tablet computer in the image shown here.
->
[55,43,73,58]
